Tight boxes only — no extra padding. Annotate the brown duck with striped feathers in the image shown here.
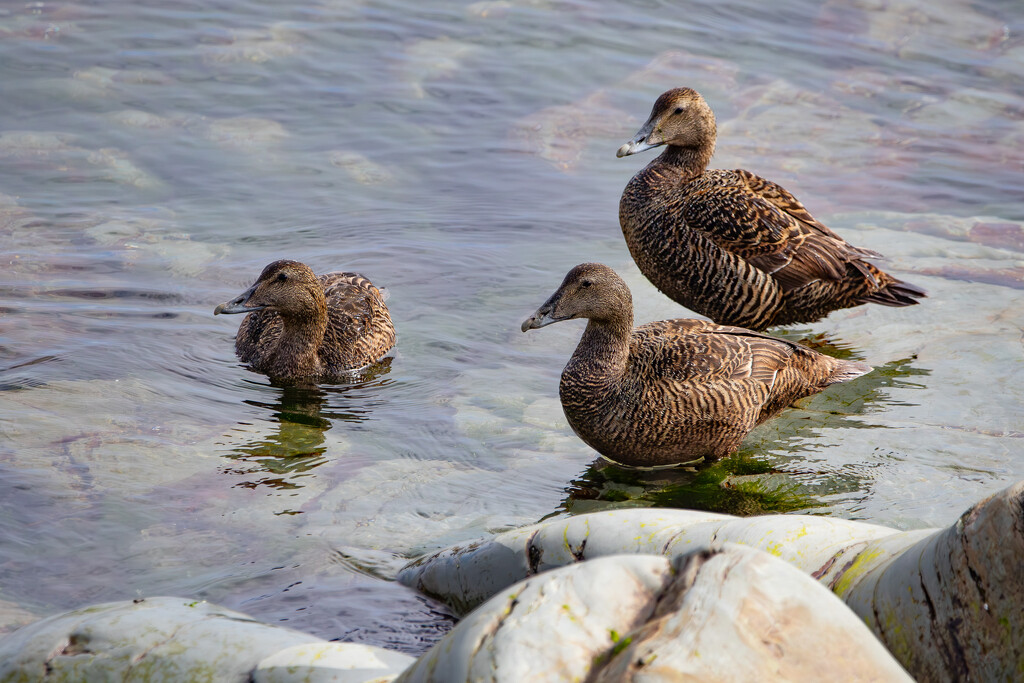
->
[522,263,871,467]
[617,87,925,331]
[214,260,395,381]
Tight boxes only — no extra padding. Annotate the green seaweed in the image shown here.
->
[558,454,815,517]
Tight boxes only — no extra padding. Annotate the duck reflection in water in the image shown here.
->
[553,351,930,518]
[222,358,394,492]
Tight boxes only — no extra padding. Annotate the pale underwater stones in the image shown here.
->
[398,481,1024,682]
[396,548,911,683]
[0,131,162,189]
[714,80,909,209]
[510,89,632,171]
[62,66,175,101]
[203,116,290,152]
[855,211,1024,287]
[107,109,186,131]
[395,36,481,99]
[465,0,514,19]
[0,377,219,482]
[86,147,163,189]
[906,87,1018,128]
[0,597,413,683]
[201,23,303,65]
[0,192,35,236]
[615,50,741,111]
[71,66,172,89]
[0,131,80,167]
[329,150,397,185]
[981,43,1024,82]
[299,457,539,556]
[827,0,1007,60]
[84,210,229,278]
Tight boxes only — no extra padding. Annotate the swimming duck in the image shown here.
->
[521,263,871,467]
[617,87,925,331]
[214,260,395,381]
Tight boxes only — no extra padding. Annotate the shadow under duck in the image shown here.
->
[214,259,395,382]
[617,87,925,331]
[522,263,871,467]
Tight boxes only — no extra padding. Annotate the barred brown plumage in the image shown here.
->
[522,263,871,467]
[617,87,925,330]
[214,259,395,382]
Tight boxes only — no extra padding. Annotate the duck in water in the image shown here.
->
[617,87,925,331]
[215,260,395,382]
[522,263,871,467]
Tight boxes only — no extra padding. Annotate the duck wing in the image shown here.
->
[630,319,796,389]
[321,272,377,329]
[319,272,395,372]
[683,169,880,292]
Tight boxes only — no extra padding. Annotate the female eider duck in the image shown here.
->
[214,260,395,381]
[522,263,871,467]
[617,87,925,331]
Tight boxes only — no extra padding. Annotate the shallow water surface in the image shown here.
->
[1,0,1022,654]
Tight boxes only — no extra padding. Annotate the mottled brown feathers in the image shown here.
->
[215,260,395,382]
[522,263,871,467]
[618,88,925,331]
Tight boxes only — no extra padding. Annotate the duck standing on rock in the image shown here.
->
[214,259,395,382]
[522,263,871,467]
[617,87,925,331]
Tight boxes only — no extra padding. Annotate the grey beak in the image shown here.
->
[616,119,660,157]
[214,284,265,315]
[521,292,567,332]
[521,310,551,332]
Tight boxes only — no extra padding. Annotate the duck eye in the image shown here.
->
[276,272,288,282]
[674,106,685,114]
[581,280,592,288]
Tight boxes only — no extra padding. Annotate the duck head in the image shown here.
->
[616,87,716,158]
[522,263,633,332]
[214,260,324,319]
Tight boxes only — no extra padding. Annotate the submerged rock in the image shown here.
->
[0,131,162,189]
[201,23,303,64]
[83,208,229,277]
[715,80,907,208]
[203,116,290,152]
[395,36,481,99]
[65,66,175,101]
[329,150,396,185]
[510,90,631,171]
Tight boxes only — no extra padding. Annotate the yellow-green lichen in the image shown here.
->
[831,546,886,597]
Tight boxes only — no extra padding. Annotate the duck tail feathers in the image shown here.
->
[863,278,927,307]
[826,359,873,385]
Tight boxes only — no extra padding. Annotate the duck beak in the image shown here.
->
[521,292,567,332]
[214,284,265,315]
[521,310,556,332]
[616,119,661,157]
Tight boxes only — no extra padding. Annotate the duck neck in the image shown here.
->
[269,300,328,376]
[571,313,633,380]
[657,143,713,182]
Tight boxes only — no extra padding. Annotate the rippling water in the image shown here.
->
[1,0,1022,653]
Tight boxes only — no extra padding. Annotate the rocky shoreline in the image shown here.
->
[3,481,1020,681]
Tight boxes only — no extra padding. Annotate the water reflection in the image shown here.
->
[220,359,393,492]
[556,350,931,518]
